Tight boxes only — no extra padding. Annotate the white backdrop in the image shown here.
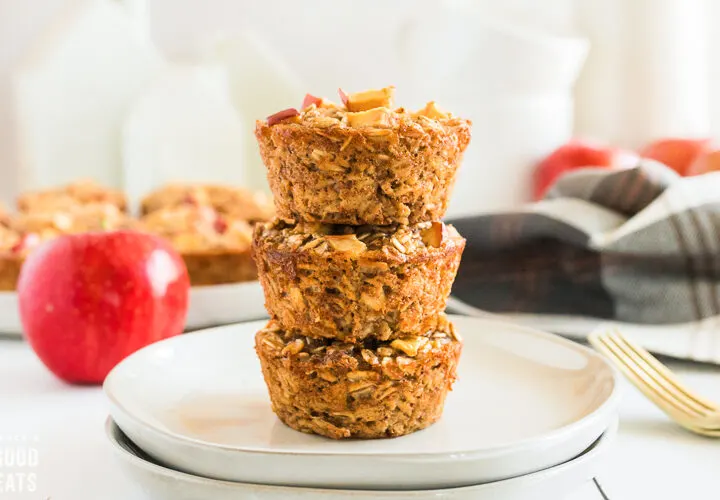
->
[0,0,578,216]
[2,0,719,216]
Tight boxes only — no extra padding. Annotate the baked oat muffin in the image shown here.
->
[0,226,29,291]
[255,316,462,439]
[256,87,472,225]
[140,184,274,223]
[253,219,465,341]
[17,180,127,213]
[140,205,256,286]
[255,88,471,225]
[0,204,137,291]
[11,203,137,238]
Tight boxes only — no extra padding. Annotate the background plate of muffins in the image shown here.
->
[0,180,272,337]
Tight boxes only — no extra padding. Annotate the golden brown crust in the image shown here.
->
[140,184,274,223]
[253,219,465,341]
[256,104,471,225]
[16,180,127,213]
[0,257,22,292]
[0,226,22,291]
[255,319,462,439]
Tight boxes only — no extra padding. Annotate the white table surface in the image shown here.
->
[2,335,720,500]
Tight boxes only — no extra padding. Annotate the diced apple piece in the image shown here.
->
[11,233,41,254]
[347,108,392,128]
[415,101,449,119]
[266,108,299,126]
[302,93,323,109]
[325,234,367,255]
[639,138,712,176]
[338,88,350,107]
[213,216,228,234]
[342,87,395,112]
[421,222,447,248]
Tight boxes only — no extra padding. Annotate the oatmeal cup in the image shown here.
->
[140,183,274,223]
[140,205,256,286]
[17,180,127,213]
[0,226,27,291]
[254,317,462,439]
[255,87,472,225]
[11,203,137,237]
[252,219,465,341]
[0,203,137,291]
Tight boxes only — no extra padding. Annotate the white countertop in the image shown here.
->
[2,336,719,500]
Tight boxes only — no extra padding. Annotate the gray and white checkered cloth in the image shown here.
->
[447,159,720,364]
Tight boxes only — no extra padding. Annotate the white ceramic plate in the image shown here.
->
[0,281,268,337]
[184,281,267,330]
[104,315,621,490]
[107,416,618,500]
[0,292,21,337]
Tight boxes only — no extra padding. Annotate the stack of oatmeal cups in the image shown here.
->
[252,87,472,439]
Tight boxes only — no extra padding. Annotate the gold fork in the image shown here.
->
[588,330,720,437]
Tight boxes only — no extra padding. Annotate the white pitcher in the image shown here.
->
[397,2,589,215]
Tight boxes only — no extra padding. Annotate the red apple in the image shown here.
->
[685,149,720,176]
[639,138,711,175]
[18,230,190,384]
[533,141,631,200]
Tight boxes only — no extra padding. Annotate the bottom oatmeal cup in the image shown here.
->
[254,316,462,439]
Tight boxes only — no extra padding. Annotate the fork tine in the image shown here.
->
[610,330,720,413]
[607,332,717,417]
[589,332,703,421]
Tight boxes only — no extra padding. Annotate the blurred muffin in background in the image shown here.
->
[140,184,274,224]
[0,203,138,291]
[139,204,256,286]
[17,180,128,213]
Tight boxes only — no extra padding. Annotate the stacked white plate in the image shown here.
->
[103,315,622,500]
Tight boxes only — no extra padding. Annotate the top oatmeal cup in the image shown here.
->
[255,87,472,225]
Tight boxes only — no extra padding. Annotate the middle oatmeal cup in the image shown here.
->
[255,87,472,226]
[252,219,465,342]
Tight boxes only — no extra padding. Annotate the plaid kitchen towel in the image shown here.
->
[446,159,720,364]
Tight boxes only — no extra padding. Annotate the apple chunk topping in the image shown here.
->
[421,222,447,248]
[267,108,299,126]
[341,86,395,112]
[347,108,393,128]
[324,234,367,255]
[302,94,323,109]
[415,101,449,120]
